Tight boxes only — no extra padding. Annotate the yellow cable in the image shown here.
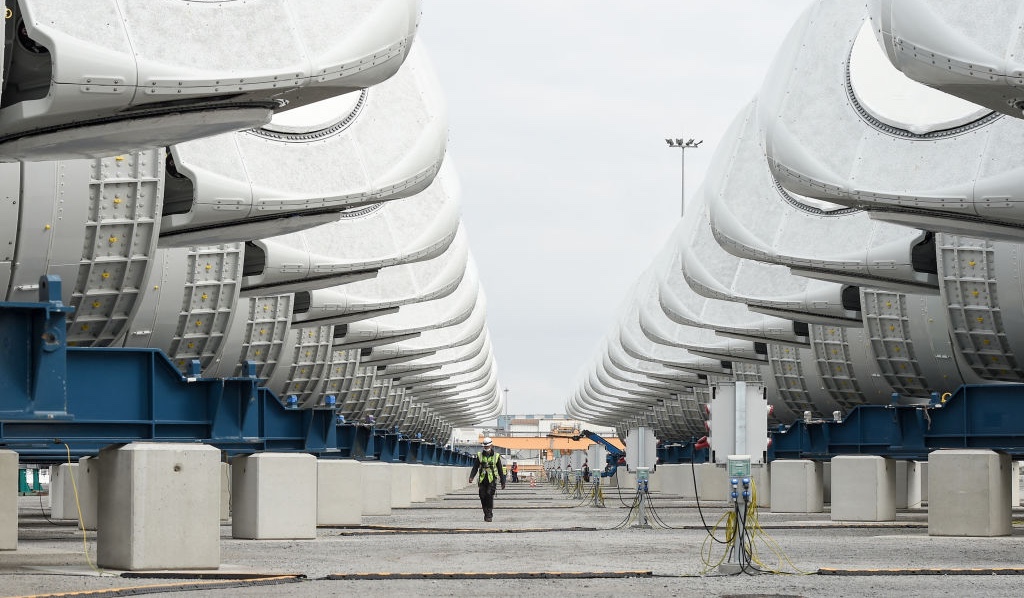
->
[64,444,107,576]
[743,479,813,575]
[700,511,732,573]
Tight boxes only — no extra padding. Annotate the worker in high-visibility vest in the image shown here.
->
[468,437,506,522]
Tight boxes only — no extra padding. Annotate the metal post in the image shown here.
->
[664,138,703,218]
[680,145,686,218]
[503,387,510,433]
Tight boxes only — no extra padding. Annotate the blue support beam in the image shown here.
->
[657,440,709,464]
[0,277,469,466]
[376,430,402,463]
[769,385,1024,461]
[398,438,413,462]
[0,275,75,419]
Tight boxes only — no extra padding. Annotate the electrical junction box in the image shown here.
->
[727,455,751,477]
[636,467,649,481]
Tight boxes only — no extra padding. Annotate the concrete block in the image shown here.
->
[76,457,100,531]
[97,443,221,570]
[1012,462,1021,507]
[424,467,439,499]
[830,456,896,522]
[409,464,427,503]
[360,462,393,516]
[47,465,57,508]
[695,463,729,501]
[751,463,770,508]
[232,453,317,540]
[928,449,1011,537]
[0,450,17,550]
[220,462,231,521]
[425,465,440,499]
[616,469,637,490]
[317,460,363,526]
[431,467,446,497]
[50,463,78,520]
[770,460,823,513]
[438,467,453,495]
[647,469,663,493]
[823,460,831,504]
[891,459,909,509]
[652,464,681,496]
[390,464,412,508]
[660,463,698,499]
[907,461,927,509]
[450,467,465,491]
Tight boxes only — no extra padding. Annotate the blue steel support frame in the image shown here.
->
[0,277,470,466]
[657,441,709,465]
[769,385,1024,461]
[399,438,415,463]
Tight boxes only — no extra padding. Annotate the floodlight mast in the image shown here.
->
[503,387,510,433]
[664,137,703,218]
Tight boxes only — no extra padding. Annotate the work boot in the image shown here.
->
[484,515,492,522]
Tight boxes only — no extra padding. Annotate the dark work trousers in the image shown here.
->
[478,480,497,519]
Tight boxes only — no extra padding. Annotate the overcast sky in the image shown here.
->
[417,1,814,417]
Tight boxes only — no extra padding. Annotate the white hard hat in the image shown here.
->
[482,437,493,447]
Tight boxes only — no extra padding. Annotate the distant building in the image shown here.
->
[451,414,618,470]
[451,414,616,448]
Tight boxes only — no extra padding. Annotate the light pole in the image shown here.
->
[503,387,510,433]
[665,138,702,218]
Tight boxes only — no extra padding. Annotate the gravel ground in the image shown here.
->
[3,480,1024,597]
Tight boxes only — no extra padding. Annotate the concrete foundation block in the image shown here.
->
[409,464,427,503]
[830,456,897,522]
[907,461,927,509]
[232,453,317,540]
[679,464,698,499]
[616,470,637,490]
[892,459,909,509]
[928,449,1011,537]
[97,443,221,570]
[823,461,831,504]
[695,463,729,501]
[50,463,78,520]
[0,450,16,550]
[647,469,663,493]
[317,460,363,526]
[49,459,100,527]
[220,462,231,521]
[391,464,412,508]
[360,462,393,516]
[1012,462,1021,507]
[424,467,439,499]
[76,457,100,531]
[770,460,823,513]
[450,467,465,491]
[652,464,682,496]
[431,467,445,498]
[751,463,770,508]
[438,467,453,495]
[47,465,57,508]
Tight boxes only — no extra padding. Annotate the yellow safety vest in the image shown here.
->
[478,451,499,484]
